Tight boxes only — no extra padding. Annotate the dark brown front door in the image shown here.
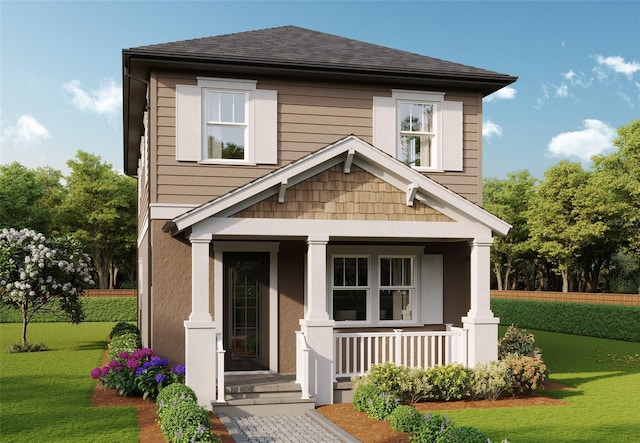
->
[223,252,269,371]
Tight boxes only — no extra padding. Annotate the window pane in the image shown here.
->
[417,103,433,132]
[344,258,357,286]
[399,103,413,131]
[219,93,234,122]
[400,135,431,167]
[333,289,367,321]
[333,258,344,286]
[234,93,245,123]
[207,126,245,159]
[380,257,390,286]
[390,258,403,286]
[206,92,221,122]
[379,289,413,320]
[357,258,368,286]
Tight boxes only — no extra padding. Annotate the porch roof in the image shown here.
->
[165,136,511,238]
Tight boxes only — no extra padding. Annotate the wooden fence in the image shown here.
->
[82,289,137,298]
[491,290,639,306]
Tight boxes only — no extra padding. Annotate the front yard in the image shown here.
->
[0,323,638,442]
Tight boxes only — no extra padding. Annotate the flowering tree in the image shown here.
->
[0,228,94,350]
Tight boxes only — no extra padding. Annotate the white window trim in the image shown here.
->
[328,245,424,327]
[198,78,258,165]
[393,90,445,172]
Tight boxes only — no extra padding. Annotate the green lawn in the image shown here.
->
[1,324,638,442]
[441,328,640,442]
[0,322,139,442]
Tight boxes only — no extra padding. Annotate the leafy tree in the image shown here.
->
[483,171,536,290]
[58,151,137,289]
[526,161,596,292]
[0,228,94,349]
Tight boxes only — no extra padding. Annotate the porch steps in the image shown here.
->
[212,374,316,417]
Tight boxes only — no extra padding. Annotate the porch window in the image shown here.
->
[379,256,414,321]
[332,256,368,321]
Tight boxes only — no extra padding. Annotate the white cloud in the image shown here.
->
[62,79,122,115]
[483,120,503,140]
[555,84,569,98]
[595,55,640,78]
[484,86,517,102]
[2,114,51,145]
[547,119,615,163]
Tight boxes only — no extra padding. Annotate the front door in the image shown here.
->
[223,252,270,371]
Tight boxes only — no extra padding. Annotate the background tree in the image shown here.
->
[526,161,596,292]
[483,170,536,290]
[58,151,137,289]
[0,228,94,350]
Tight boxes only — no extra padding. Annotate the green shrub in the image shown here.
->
[388,405,424,433]
[498,324,542,359]
[426,364,472,401]
[491,298,640,342]
[160,400,218,442]
[109,321,139,339]
[398,367,433,404]
[352,381,398,420]
[504,354,547,396]
[471,360,513,400]
[409,413,453,443]
[440,426,488,442]
[366,362,409,399]
[157,383,198,422]
[6,342,47,353]
[108,332,141,360]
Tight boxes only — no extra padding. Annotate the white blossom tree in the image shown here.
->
[0,228,94,350]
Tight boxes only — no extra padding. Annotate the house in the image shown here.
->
[122,26,517,409]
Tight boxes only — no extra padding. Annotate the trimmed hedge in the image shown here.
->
[0,297,136,323]
[491,298,640,342]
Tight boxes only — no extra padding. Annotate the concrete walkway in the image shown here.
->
[219,410,359,443]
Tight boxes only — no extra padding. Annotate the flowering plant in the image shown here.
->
[91,348,185,399]
[0,228,94,350]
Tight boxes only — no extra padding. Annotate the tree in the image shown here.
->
[0,228,94,350]
[483,171,536,290]
[526,161,597,292]
[58,151,137,289]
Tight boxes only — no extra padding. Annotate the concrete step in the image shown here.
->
[212,395,316,417]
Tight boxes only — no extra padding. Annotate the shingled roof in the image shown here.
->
[125,25,515,83]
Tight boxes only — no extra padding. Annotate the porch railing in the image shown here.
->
[334,327,468,379]
[295,331,311,399]
[215,332,225,403]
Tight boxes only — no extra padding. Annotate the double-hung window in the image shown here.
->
[175,77,277,165]
[373,90,463,172]
[332,256,368,321]
[379,256,414,321]
[205,90,247,161]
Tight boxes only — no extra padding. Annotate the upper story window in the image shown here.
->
[175,77,278,165]
[205,91,247,161]
[373,90,463,172]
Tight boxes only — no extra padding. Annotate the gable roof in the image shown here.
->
[165,135,511,237]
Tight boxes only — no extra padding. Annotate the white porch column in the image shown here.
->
[462,237,499,366]
[299,235,335,405]
[184,233,216,410]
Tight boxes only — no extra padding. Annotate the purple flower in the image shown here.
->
[172,364,186,376]
[126,358,140,370]
[135,367,145,376]
[109,360,122,372]
[118,351,130,359]
[155,373,165,383]
[150,356,168,367]
[90,367,103,379]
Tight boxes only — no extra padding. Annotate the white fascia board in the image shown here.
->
[197,217,491,240]
[150,203,199,220]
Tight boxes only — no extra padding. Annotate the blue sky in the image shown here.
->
[1,1,639,179]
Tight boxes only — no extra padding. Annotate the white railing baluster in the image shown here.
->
[215,333,226,403]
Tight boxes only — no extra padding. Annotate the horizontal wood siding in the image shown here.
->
[151,73,482,205]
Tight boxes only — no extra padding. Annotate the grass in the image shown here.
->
[438,328,640,442]
[1,324,639,442]
[0,322,139,442]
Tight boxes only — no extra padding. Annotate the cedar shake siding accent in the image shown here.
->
[232,164,453,221]
[150,73,484,206]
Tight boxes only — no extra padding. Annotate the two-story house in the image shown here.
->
[123,26,517,409]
